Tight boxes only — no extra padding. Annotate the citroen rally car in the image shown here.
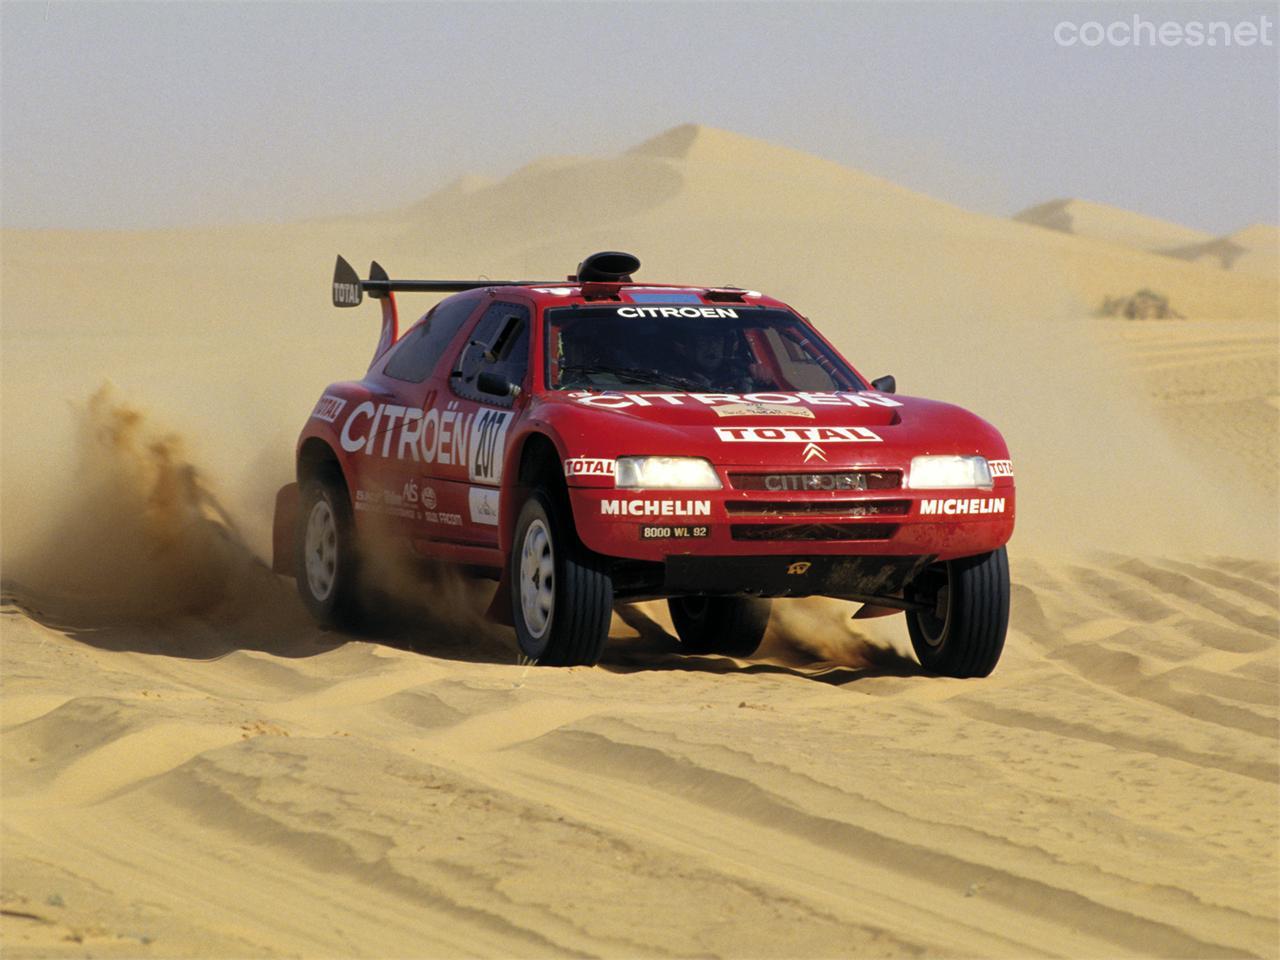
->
[272,252,1015,676]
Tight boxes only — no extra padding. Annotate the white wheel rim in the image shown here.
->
[519,518,555,639]
[304,499,338,602]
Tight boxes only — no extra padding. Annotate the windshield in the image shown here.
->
[544,306,864,393]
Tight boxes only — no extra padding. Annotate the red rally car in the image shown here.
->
[273,252,1015,676]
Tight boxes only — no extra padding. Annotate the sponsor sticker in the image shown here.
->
[380,505,419,519]
[353,489,418,520]
[639,524,710,540]
[919,497,1007,516]
[564,457,616,478]
[989,459,1014,477]
[600,499,711,518]
[616,306,739,319]
[787,561,812,575]
[715,426,882,443]
[337,400,511,474]
[312,394,347,423]
[711,402,815,419]
[570,391,903,410]
[356,486,461,525]
[468,487,500,526]
[333,282,361,306]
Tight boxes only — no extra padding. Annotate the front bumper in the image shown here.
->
[568,481,1015,564]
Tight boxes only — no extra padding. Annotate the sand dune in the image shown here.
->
[2,124,1277,957]
[1013,197,1216,252]
[1159,224,1280,278]
[1015,198,1280,282]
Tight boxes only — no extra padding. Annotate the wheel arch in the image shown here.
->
[500,430,567,555]
[483,430,566,629]
[297,435,351,493]
[275,435,351,577]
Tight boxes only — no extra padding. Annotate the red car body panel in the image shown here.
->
[277,281,1014,605]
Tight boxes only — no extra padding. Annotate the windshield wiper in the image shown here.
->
[559,364,708,392]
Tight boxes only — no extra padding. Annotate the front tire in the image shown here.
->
[905,547,1009,677]
[668,596,772,658]
[295,466,364,630]
[510,488,612,666]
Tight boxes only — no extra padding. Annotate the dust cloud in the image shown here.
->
[761,597,919,672]
[2,386,279,626]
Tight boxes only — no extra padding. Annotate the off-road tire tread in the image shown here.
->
[550,546,611,666]
[908,547,1009,678]
[513,488,612,667]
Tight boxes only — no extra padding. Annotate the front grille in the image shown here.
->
[728,470,901,492]
[730,523,899,542]
[725,499,911,517]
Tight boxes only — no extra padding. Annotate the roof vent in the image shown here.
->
[572,251,640,283]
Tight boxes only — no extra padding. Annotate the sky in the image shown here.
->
[2,1,1276,234]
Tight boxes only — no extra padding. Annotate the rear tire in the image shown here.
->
[295,465,364,630]
[906,547,1009,677]
[668,596,772,658]
[510,487,612,666]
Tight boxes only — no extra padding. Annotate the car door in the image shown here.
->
[423,299,531,548]
[368,294,484,539]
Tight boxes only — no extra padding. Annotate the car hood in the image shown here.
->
[537,390,1007,467]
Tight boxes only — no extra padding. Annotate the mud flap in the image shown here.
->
[484,571,514,626]
[272,483,299,576]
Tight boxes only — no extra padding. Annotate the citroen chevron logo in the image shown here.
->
[803,443,827,462]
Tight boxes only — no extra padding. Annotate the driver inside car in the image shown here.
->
[679,328,769,392]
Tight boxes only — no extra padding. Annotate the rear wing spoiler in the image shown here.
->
[332,255,525,308]
[332,255,529,365]
[331,251,639,363]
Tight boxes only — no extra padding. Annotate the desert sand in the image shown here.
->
[2,125,1277,957]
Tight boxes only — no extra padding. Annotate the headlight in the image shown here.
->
[907,455,993,490]
[615,456,722,490]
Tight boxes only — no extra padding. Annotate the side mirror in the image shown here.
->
[871,375,896,394]
[477,371,520,398]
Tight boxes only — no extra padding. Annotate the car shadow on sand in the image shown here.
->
[5,573,926,686]
[316,591,927,686]
[0,574,348,661]
[598,603,927,685]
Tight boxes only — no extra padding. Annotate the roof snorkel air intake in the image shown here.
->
[572,251,640,283]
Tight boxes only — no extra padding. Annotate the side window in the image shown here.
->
[451,302,530,405]
[384,296,479,383]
